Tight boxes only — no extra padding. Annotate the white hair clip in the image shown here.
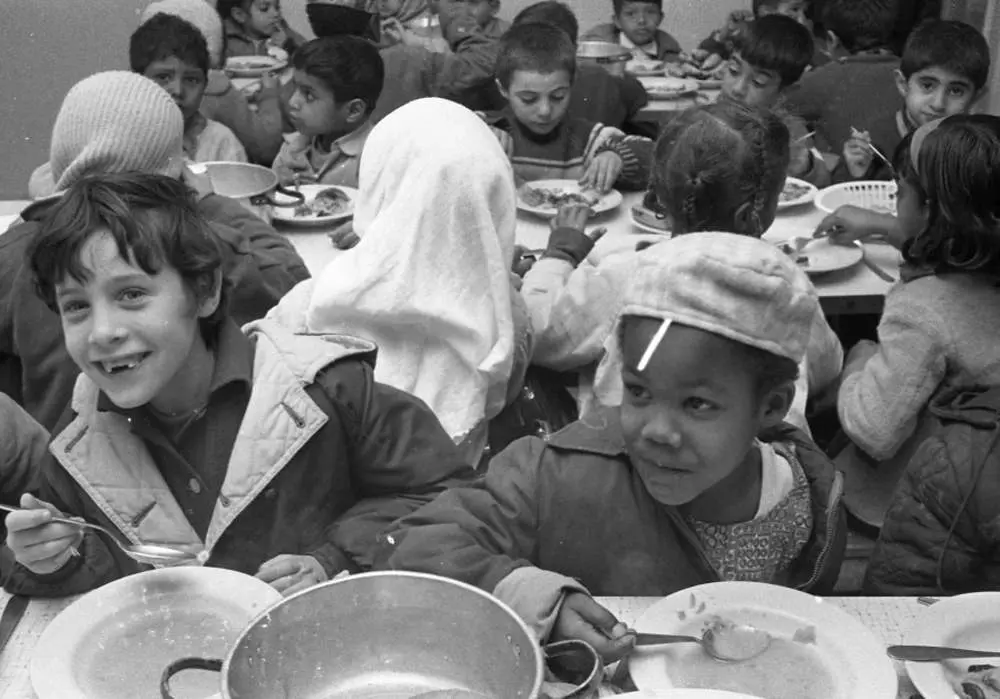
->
[637,318,671,372]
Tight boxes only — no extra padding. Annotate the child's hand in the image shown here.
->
[5,494,84,575]
[842,137,873,179]
[788,139,813,177]
[553,592,636,663]
[551,202,591,232]
[814,205,894,245]
[328,220,360,250]
[699,52,724,72]
[579,151,623,193]
[259,70,280,92]
[255,553,328,596]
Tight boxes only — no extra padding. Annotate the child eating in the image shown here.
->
[485,22,653,191]
[376,231,845,660]
[272,36,384,188]
[3,172,473,597]
[217,0,306,60]
[130,13,247,164]
[695,0,812,69]
[720,15,828,186]
[581,0,681,62]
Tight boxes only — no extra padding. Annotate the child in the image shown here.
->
[130,14,248,164]
[140,0,287,165]
[378,0,507,50]
[269,98,532,468]
[835,116,1000,530]
[272,36,384,188]
[721,15,829,187]
[485,22,653,190]
[376,231,846,659]
[8,71,308,432]
[582,0,681,63]
[695,0,810,66]
[518,101,843,436]
[3,172,473,597]
[217,0,306,60]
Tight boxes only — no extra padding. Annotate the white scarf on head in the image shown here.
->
[271,98,517,445]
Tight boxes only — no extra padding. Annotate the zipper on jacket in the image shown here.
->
[795,470,844,592]
[280,401,306,428]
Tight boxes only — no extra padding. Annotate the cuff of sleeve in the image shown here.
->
[492,566,589,642]
[308,543,361,578]
[545,227,595,266]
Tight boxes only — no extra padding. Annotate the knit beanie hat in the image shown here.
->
[593,232,820,404]
[140,0,224,67]
[50,71,185,192]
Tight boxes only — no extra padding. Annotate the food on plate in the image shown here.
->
[776,242,810,267]
[668,616,837,699]
[518,183,599,210]
[668,53,726,81]
[780,180,813,203]
[294,187,352,218]
[628,59,664,73]
[228,58,278,70]
[959,664,1000,699]
[705,618,772,661]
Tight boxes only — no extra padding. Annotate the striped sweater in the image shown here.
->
[482,111,653,190]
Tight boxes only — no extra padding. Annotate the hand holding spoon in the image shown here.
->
[634,620,772,662]
[0,503,196,566]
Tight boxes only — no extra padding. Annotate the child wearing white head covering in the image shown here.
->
[269,98,530,464]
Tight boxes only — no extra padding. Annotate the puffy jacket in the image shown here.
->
[865,386,1000,595]
[0,194,309,432]
[2,320,474,596]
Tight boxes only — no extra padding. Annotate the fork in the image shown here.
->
[853,240,896,282]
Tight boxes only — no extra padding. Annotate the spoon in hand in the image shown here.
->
[887,645,1000,662]
[634,622,772,662]
[0,503,197,566]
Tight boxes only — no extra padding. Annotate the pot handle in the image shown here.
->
[541,639,604,699]
[255,184,306,208]
[160,657,223,699]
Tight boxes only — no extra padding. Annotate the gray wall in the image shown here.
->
[0,0,747,199]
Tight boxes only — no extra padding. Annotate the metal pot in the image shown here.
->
[199,161,304,222]
[576,41,632,77]
[160,571,603,699]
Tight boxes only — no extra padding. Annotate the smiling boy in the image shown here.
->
[217,0,305,60]
[484,22,653,191]
[130,13,247,164]
[582,0,680,62]
[3,173,472,597]
[376,233,845,661]
[272,36,384,188]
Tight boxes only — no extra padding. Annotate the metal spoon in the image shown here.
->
[887,645,1000,662]
[853,240,897,282]
[634,622,772,662]
[0,503,196,566]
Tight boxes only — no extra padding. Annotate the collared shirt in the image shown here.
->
[619,32,659,61]
[183,112,248,164]
[271,120,374,187]
[97,320,254,537]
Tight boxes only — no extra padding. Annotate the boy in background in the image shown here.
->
[218,0,306,60]
[272,36,384,187]
[582,0,681,62]
[721,15,829,187]
[485,22,653,190]
[131,14,248,164]
[695,0,818,69]
[787,14,989,181]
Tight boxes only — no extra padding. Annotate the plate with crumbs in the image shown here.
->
[271,184,358,227]
[775,236,863,275]
[516,180,622,219]
[640,77,700,100]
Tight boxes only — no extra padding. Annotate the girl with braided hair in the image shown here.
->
[520,100,843,436]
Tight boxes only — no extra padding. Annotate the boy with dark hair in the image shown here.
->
[722,15,829,186]
[3,172,472,597]
[272,36,385,187]
[486,22,652,190]
[787,15,989,181]
[130,13,247,164]
[217,0,306,60]
[581,0,681,62]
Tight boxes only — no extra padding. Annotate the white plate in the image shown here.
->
[31,567,281,699]
[640,77,700,100]
[904,592,1000,699]
[627,60,666,76]
[224,54,288,78]
[779,237,863,275]
[617,691,761,698]
[628,582,897,699]
[777,176,818,211]
[630,207,671,235]
[516,179,623,219]
[271,184,358,227]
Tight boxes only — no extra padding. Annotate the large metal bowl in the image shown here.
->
[576,41,632,77]
[162,571,546,699]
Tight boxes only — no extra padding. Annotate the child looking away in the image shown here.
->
[3,173,473,597]
[485,22,653,191]
[377,231,845,661]
[581,0,681,62]
[721,15,828,187]
[130,14,248,164]
[272,36,384,188]
[217,0,306,60]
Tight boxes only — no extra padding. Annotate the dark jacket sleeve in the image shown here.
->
[0,395,48,506]
[312,362,478,572]
[608,135,655,191]
[864,433,994,596]
[424,19,500,98]
[374,437,547,593]
[196,195,310,323]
